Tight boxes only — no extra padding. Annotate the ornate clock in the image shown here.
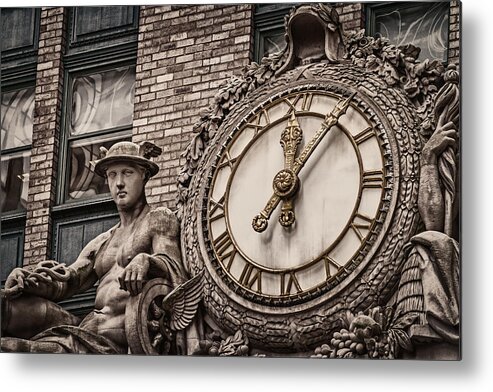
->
[178,4,447,353]
[206,86,391,305]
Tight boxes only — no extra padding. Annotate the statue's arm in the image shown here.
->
[418,121,458,232]
[3,235,102,302]
[119,208,185,296]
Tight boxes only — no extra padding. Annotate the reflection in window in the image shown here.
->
[1,87,34,213]
[64,64,135,203]
[371,2,449,62]
[260,30,286,58]
[253,4,293,62]
[1,87,35,150]
[67,133,131,201]
[0,150,30,213]
[70,66,135,135]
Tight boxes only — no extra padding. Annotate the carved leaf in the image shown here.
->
[162,270,204,331]
[390,328,413,352]
[391,312,419,330]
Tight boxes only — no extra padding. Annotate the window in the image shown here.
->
[68,6,139,52]
[366,2,450,62]
[254,4,296,62]
[0,8,40,62]
[62,65,135,203]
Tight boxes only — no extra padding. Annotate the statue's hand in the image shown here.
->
[422,121,458,164]
[118,254,150,296]
[3,268,30,299]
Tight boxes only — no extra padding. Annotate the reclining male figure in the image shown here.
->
[1,141,186,354]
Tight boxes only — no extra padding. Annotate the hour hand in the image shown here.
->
[278,112,303,227]
[252,113,302,233]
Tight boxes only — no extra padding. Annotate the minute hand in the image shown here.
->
[291,92,356,175]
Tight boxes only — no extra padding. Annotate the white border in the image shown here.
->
[2,1,492,392]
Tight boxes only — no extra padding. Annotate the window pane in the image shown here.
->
[56,216,119,265]
[1,231,23,282]
[67,133,131,201]
[75,6,135,36]
[70,66,135,136]
[372,2,449,62]
[1,150,30,213]
[262,30,286,58]
[1,87,35,150]
[1,8,36,52]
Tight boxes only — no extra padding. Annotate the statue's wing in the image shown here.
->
[162,270,204,331]
[139,141,162,159]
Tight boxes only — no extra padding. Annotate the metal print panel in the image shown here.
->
[0,2,461,360]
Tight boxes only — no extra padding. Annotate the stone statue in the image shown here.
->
[1,141,193,354]
[393,66,460,358]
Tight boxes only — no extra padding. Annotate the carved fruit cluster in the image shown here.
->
[312,307,417,359]
[196,330,249,356]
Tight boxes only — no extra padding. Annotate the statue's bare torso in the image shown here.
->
[64,206,180,351]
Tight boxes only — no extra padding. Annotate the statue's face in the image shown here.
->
[106,162,146,210]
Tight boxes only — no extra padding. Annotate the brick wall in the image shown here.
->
[23,7,66,265]
[132,5,253,209]
[448,0,460,66]
[335,2,365,34]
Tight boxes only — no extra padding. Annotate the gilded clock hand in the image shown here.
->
[252,92,356,233]
[291,92,356,174]
[278,112,303,227]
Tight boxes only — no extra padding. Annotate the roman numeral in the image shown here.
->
[284,95,303,114]
[353,127,375,145]
[218,151,238,170]
[323,255,343,279]
[350,213,373,242]
[209,195,225,223]
[362,170,384,189]
[284,93,314,114]
[213,230,236,271]
[239,263,262,293]
[280,272,302,295]
[300,93,313,111]
[246,109,269,135]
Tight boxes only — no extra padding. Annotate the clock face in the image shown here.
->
[204,88,390,305]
